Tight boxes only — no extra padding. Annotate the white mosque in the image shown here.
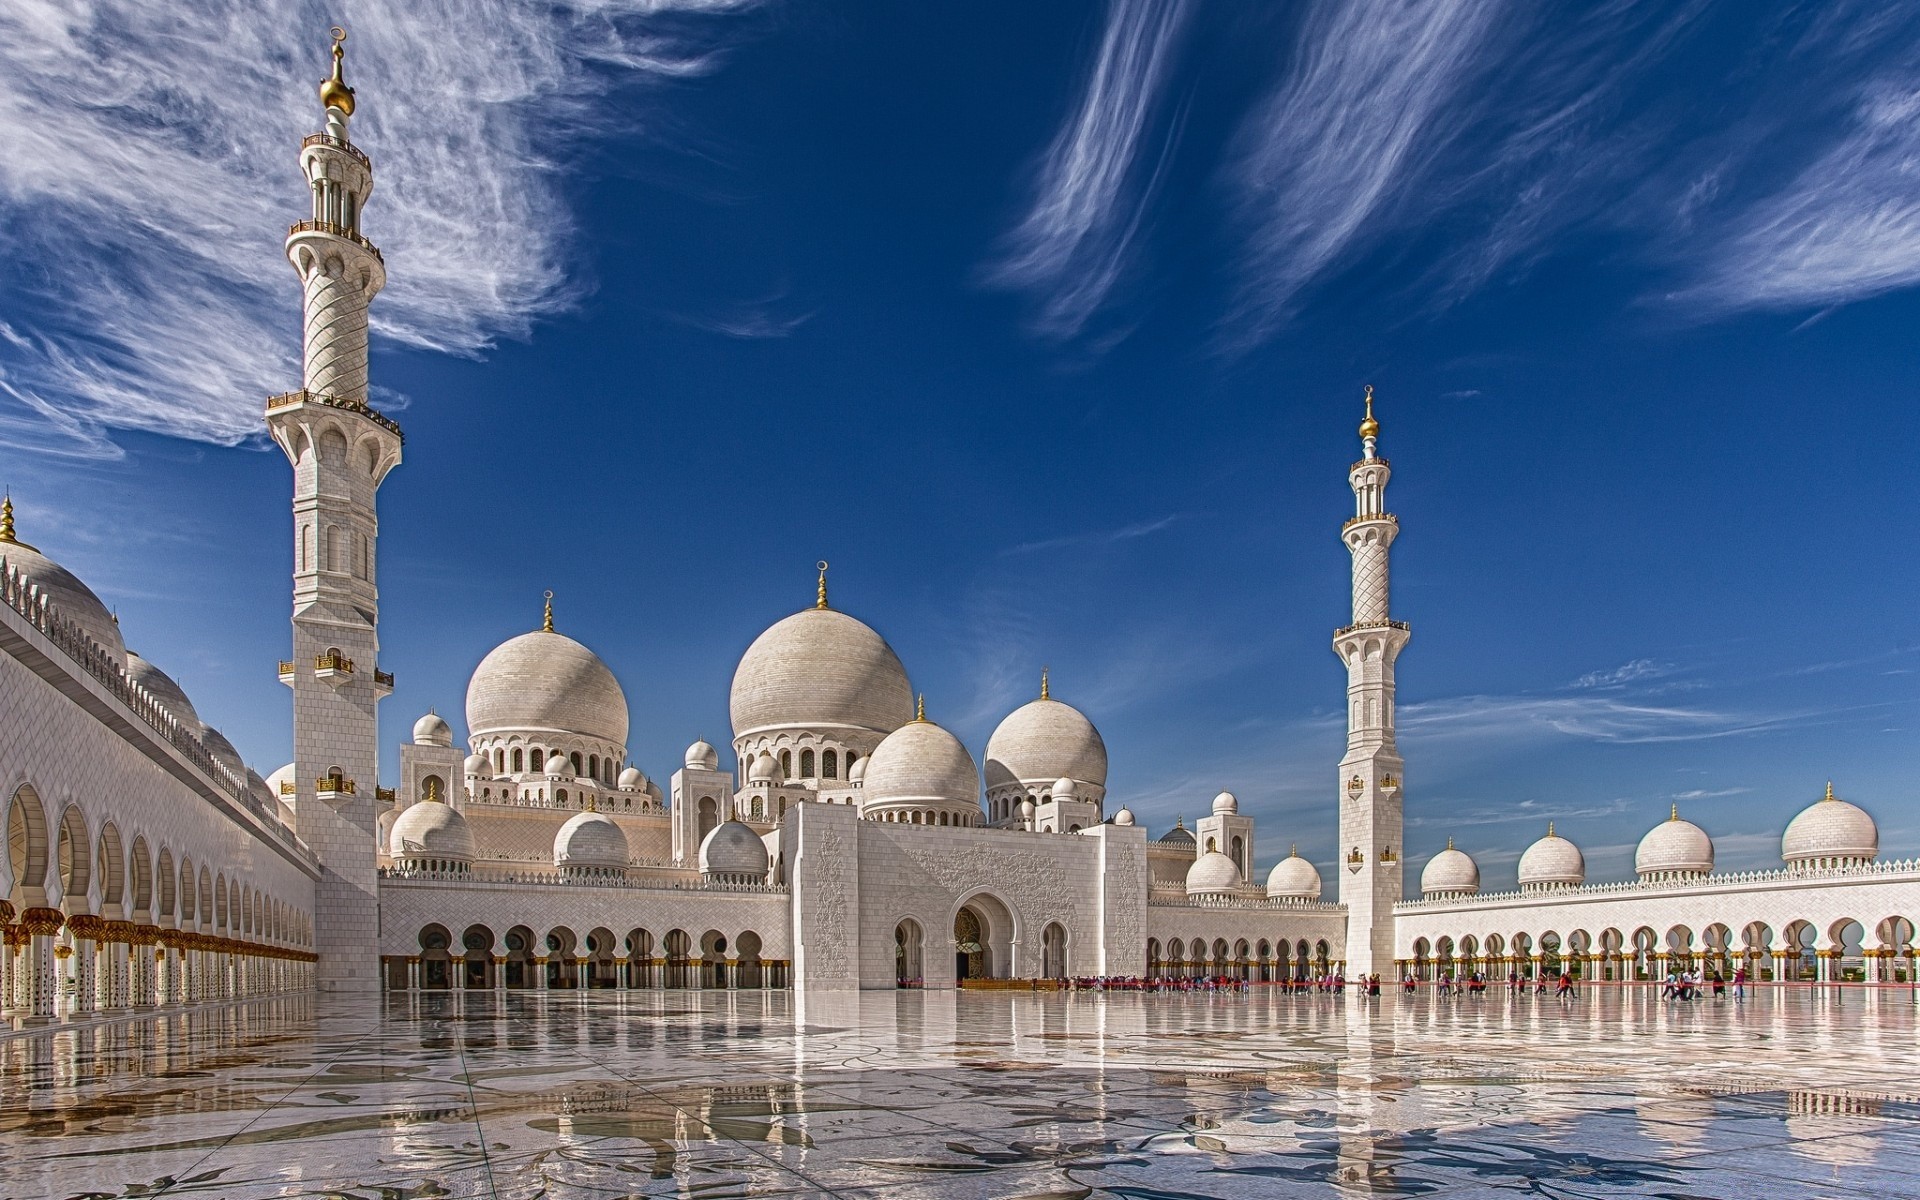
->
[0,34,1914,1021]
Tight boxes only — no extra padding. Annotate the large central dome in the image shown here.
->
[729,606,913,739]
[466,629,628,747]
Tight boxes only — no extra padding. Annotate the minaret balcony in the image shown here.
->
[374,787,396,803]
[1342,513,1397,532]
[1381,775,1400,795]
[301,132,370,172]
[266,389,404,442]
[279,780,296,797]
[1335,618,1411,637]
[286,218,383,263]
[277,659,296,686]
[315,775,356,799]
[314,651,354,685]
[372,668,394,696]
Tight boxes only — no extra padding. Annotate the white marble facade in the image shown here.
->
[4,37,1918,1022]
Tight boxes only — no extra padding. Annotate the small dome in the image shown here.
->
[245,768,275,808]
[685,739,719,770]
[390,800,476,862]
[1186,850,1243,896]
[1052,777,1079,800]
[861,719,979,810]
[848,756,868,783]
[984,694,1107,793]
[617,766,645,790]
[0,517,126,666]
[1519,826,1586,890]
[265,762,295,797]
[412,711,453,746]
[545,753,571,779]
[466,628,628,748]
[1211,790,1238,816]
[730,606,914,739]
[1265,849,1322,900]
[1156,821,1195,846]
[699,819,769,879]
[127,652,200,728]
[1019,798,1036,819]
[748,751,779,783]
[554,809,627,871]
[1420,841,1480,897]
[1635,808,1714,878]
[1783,784,1878,866]
[1113,807,1136,826]
[464,753,492,778]
[198,722,247,784]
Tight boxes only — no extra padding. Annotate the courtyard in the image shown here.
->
[0,986,1913,1198]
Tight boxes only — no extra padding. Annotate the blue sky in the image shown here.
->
[2,2,1916,890]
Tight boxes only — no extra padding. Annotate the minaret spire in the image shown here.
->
[542,590,554,632]
[1040,666,1050,700]
[1333,385,1409,981]
[816,560,830,609]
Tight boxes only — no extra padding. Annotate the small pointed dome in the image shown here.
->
[748,751,779,783]
[617,765,645,790]
[127,652,200,727]
[545,753,571,779]
[1156,818,1194,846]
[1186,850,1243,896]
[0,498,127,667]
[554,809,627,873]
[860,717,979,811]
[197,722,247,784]
[1519,825,1585,892]
[1112,806,1136,826]
[1782,782,1878,868]
[464,753,492,778]
[984,685,1108,794]
[685,739,719,771]
[390,800,476,863]
[1264,847,1322,900]
[1211,790,1238,816]
[1420,839,1480,898]
[699,819,769,881]
[848,756,868,783]
[1019,798,1036,819]
[1052,777,1079,800]
[1635,806,1713,879]
[412,711,453,747]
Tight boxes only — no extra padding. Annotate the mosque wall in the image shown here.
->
[1145,904,1348,974]
[0,603,317,938]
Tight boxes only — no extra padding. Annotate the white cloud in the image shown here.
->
[0,0,761,456]
[985,0,1189,340]
[1573,658,1672,689]
[1224,0,1503,340]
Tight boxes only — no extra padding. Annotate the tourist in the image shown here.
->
[1733,966,1747,1001]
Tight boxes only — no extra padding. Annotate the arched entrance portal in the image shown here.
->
[952,893,1016,983]
[954,908,986,981]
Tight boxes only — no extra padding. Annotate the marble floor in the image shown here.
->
[0,986,1914,1199]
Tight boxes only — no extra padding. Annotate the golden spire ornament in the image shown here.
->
[1040,666,1050,700]
[915,693,926,722]
[816,560,830,609]
[1825,780,1836,803]
[0,494,15,546]
[318,27,355,116]
[1359,384,1379,441]
[542,590,554,633]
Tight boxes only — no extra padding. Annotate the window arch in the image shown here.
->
[800,749,815,778]
[511,748,524,772]
[779,750,792,779]
[530,748,544,773]
[589,754,599,780]
[822,750,837,779]
[571,751,583,776]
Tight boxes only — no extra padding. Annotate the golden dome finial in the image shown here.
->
[1358,384,1379,441]
[1040,666,1050,701]
[319,26,356,116]
[816,560,829,609]
[542,590,554,633]
[915,693,926,722]
[1547,821,1554,837]
[1670,803,1679,821]
[1825,780,1835,803]
[1447,835,1454,850]
[0,494,14,546]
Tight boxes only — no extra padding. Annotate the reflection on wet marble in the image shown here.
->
[1,987,1912,1198]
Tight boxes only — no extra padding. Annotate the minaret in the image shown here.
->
[1333,386,1408,980]
[264,29,400,993]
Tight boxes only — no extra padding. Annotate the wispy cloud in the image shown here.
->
[1573,658,1673,689]
[985,0,1189,340]
[0,1,762,456]
[1684,10,1920,313]
[1002,514,1179,557]
[1224,0,1503,341]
